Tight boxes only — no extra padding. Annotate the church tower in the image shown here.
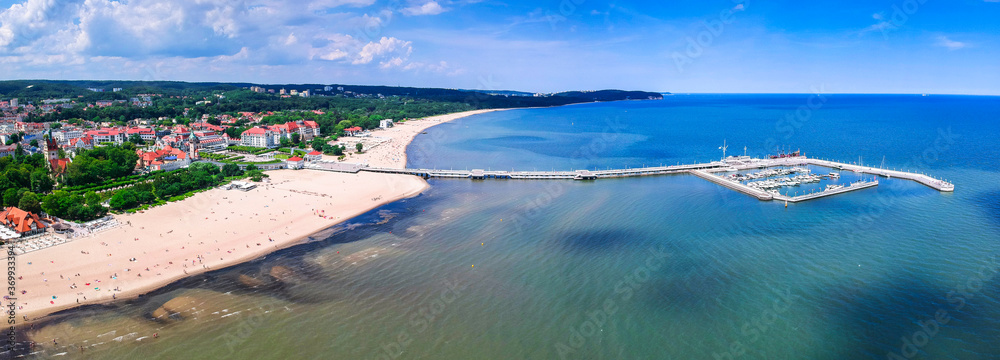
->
[43,130,59,162]
[188,133,200,160]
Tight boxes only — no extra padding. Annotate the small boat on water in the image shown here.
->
[828,172,840,178]
[826,184,844,191]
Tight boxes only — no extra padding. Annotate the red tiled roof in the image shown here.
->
[307,151,321,156]
[126,128,154,134]
[242,127,268,135]
[49,158,70,174]
[0,207,47,233]
[85,129,122,136]
[287,157,303,162]
[69,137,92,146]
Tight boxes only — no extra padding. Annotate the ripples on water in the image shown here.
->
[14,95,1000,359]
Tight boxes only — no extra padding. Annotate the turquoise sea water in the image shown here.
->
[14,95,1000,359]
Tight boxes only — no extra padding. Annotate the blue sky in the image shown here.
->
[1,0,998,94]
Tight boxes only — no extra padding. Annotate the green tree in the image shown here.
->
[18,191,41,213]
[221,163,243,177]
[291,133,300,144]
[128,134,145,145]
[29,170,54,193]
[311,137,326,151]
[225,126,248,139]
[29,139,38,148]
[279,137,293,148]
[63,145,140,186]
[3,188,20,207]
[84,191,101,208]
[41,190,72,216]
[109,190,138,210]
[355,142,363,153]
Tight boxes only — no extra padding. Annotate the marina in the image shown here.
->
[305,154,953,204]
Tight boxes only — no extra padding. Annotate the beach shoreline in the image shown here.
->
[336,108,514,168]
[10,107,508,325]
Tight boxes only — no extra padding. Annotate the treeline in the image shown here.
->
[0,152,55,215]
[0,142,245,222]
[63,145,141,186]
[12,81,662,129]
[0,144,139,221]
[110,163,223,209]
[0,149,108,221]
[0,80,239,103]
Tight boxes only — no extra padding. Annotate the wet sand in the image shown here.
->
[11,170,427,324]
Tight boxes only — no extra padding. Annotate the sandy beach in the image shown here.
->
[339,108,510,168]
[11,170,427,324]
[9,108,506,324]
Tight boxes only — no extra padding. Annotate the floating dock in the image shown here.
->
[691,170,773,201]
[770,158,953,191]
[303,155,953,203]
[771,180,879,203]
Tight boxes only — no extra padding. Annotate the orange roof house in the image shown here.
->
[0,207,48,235]
[138,146,188,170]
[49,158,71,175]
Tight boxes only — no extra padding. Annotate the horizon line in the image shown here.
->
[1,79,998,97]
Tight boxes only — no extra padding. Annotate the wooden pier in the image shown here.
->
[353,162,721,180]
[302,155,953,203]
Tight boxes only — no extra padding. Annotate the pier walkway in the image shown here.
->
[765,158,954,191]
[771,180,879,203]
[350,162,722,180]
[303,155,953,203]
[691,170,773,201]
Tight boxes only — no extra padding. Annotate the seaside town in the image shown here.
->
[0,78,657,349]
[3,0,996,358]
[0,87,418,250]
[0,82,515,344]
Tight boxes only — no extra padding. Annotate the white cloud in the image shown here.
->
[0,0,466,82]
[0,0,85,49]
[354,36,412,64]
[859,14,894,35]
[380,56,405,69]
[935,36,967,50]
[306,0,377,11]
[319,49,350,61]
[402,60,463,75]
[402,1,446,16]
